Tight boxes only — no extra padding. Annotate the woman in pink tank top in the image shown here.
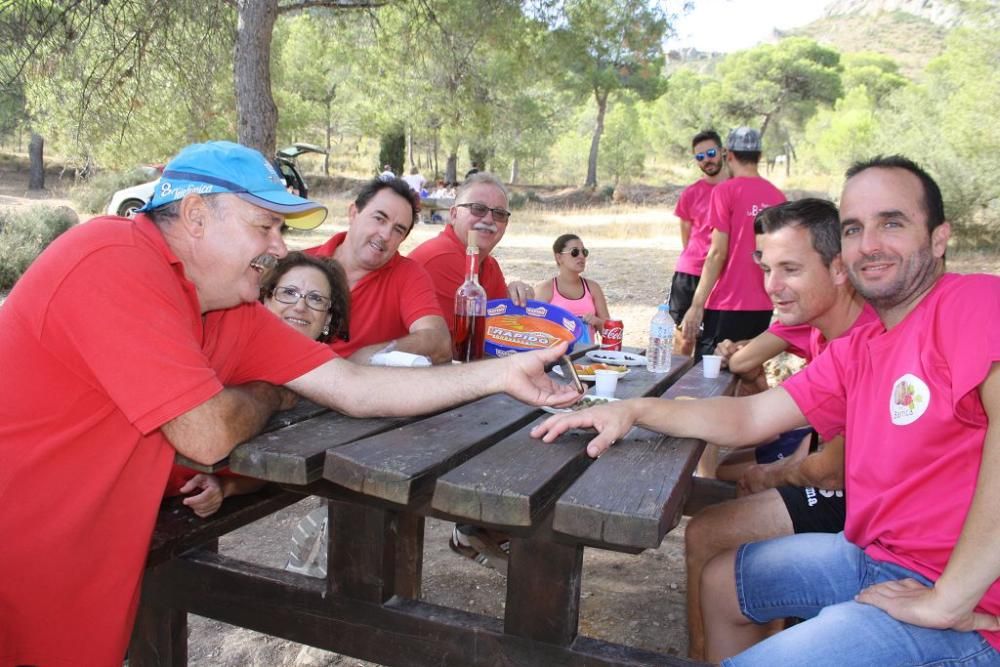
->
[533,234,612,343]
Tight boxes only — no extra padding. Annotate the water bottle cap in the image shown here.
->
[657,303,670,312]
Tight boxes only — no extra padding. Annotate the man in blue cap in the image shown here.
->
[0,141,579,667]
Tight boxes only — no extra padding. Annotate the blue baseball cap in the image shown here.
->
[137,141,327,230]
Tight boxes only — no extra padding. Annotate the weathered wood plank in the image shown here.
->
[145,550,707,666]
[228,411,411,484]
[552,365,735,549]
[323,393,543,506]
[431,359,694,531]
[175,399,331,473]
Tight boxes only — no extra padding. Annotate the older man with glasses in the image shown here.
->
[409,171,534,336]
[669,129,729,355]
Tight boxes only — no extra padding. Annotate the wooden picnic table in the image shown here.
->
[132,352,734,666]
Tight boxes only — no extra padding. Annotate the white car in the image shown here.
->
[105,144,326,218]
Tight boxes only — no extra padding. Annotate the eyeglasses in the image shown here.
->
[559,247,589,258]
[271,285,332,312]
[457,202,511,223]
[695,148,719,162]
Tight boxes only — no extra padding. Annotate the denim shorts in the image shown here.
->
[723,532,1000,667]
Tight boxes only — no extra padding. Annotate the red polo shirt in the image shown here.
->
[0,215,334,666]
[306,232,443,357]
[407,225,508,334]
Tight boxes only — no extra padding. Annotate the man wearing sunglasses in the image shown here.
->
[680,126,785,359]
[670,130,729,355]
[410,172,536,335]
[307,177,452,365]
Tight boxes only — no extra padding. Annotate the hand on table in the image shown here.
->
[507,280,535,307]
[179,473,224,518]
[501,342,582,408]
[856,578,1000,633]
[532,399,638,458]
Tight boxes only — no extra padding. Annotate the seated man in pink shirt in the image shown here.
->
[535,155,1000,666]
[680,127,786,360]
[308,177,452,365]
[683,197,878,660]
[408,172,535,335]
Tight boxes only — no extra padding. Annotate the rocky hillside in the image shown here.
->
[824,0,962,26]
[781,2,954,79]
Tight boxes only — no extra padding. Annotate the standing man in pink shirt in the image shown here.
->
[680,127,785,359]
[670,130,728,355]
[534,155,1000,666]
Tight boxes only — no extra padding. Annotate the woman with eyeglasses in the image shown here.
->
[163,252,351,517]
[533,234,611,343]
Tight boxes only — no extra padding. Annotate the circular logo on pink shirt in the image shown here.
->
[889,373,931,426]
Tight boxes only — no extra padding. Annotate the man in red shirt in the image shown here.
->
[670,129,728,355]
[307,178,451,364]
[680,127,786,359]
[0,141,578,667]
[408,172,534,335]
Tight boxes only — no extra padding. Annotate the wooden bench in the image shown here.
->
[133,354,728,667]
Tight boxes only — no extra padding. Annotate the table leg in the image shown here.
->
[504,536,583,646]
[327,500,424,602]
[128,569,188,667]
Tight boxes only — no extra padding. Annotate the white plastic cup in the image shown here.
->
[593,369,619,397]
[702,355,722,379]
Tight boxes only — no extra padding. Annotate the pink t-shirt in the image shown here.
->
[783,274,1000,650]
[674,179,718,276]
[704,177,785,311]
[549,277,597,342]
[769,303,880,362]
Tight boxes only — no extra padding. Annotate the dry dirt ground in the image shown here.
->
[3,168,1000,666]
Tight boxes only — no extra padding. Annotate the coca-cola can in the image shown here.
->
[601,319,624,351]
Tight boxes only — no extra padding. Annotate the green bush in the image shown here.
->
[508,192,528,209]
[70,167,158,214]
[0,205,77,290]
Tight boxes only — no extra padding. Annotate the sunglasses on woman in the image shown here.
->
[559,247,589,258]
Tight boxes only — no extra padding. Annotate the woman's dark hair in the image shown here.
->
[259,251,351,343]
[552,233,581,254]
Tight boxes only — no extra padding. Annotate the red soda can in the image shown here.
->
[601,319,624,351]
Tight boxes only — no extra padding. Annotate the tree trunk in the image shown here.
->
[406,125,414,170]
[759,112,772,141]
[28,132,44,191]
[509,157,519,185]
[585,91,608,188]
[235,0,279,155]
[445,153,457,184]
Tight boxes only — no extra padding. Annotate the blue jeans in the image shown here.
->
[722,532,1000,667]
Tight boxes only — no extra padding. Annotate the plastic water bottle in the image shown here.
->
[647,303,673,373]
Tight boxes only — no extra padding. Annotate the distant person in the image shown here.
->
[402,166,427,194]
[307,178,451,364]
[430,179,449,199]
[669,129,728,355]
[533,234,611,344]
[164,252,351,518]
[680,127,786,359]
[0,140,579,666]
[379,164,395,181]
